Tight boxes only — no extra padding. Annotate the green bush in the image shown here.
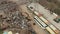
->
[0,29,3,34]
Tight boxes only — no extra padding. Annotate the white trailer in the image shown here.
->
[34,11,49,24]
[49,25,60,34]
[46,27,55,34]
[53,13,58,17]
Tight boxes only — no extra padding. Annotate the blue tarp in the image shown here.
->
[3,32,8,34]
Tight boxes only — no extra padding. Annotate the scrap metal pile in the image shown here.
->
[0,0,36,34]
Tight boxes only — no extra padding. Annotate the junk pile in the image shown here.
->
[0,0,36,34]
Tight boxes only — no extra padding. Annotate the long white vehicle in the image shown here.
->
[49,25,60,34]
[34,11,49,24]
[53,13,58,17]
[34,18,44,29]
[34,16,47,29]
[46,27,55,34]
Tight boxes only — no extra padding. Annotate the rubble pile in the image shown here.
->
[0,0,36,34]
